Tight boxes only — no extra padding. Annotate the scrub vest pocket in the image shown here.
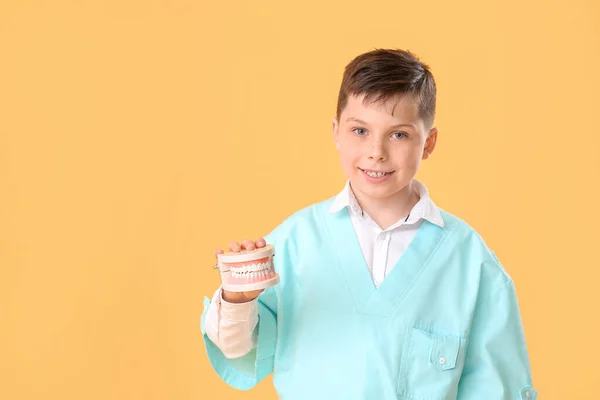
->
[397,327,467,400]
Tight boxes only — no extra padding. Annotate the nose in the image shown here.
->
[368,138,387,162]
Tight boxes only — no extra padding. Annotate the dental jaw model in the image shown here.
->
[216,244,280,292]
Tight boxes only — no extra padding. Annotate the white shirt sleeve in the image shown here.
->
[203,286,260,359]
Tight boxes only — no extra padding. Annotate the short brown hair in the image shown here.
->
[336,48,436,130]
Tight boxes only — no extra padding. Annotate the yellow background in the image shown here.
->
[1,0,598,398]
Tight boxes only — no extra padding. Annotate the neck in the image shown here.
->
[350,180,420,230]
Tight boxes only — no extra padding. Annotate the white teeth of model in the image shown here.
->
[366,171,385,177]
[230,261,272,274]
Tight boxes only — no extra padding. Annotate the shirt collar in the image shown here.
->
[328,179,445,228]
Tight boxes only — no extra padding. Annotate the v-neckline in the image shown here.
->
[320,199,449,318]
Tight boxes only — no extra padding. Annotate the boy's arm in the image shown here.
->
[200,284,278,391]
[203,287,259,359]
[457,280,537,400]
[200,214,294,390]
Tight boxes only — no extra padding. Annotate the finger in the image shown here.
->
[255,237,266,247]
[241,239,255,251]
[214,249,224,258]
[229,241,241,252]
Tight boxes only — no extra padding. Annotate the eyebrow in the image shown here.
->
[345,117,416,130]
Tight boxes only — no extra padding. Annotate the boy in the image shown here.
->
[200,49,536,399]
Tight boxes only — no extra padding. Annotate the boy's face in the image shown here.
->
[332,93,438,204]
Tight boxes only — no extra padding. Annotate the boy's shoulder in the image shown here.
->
[290,195,477,235]
[436,206,514,287]
[282,195,486,239]
[263,197,332,241]
[269,196,513,288]
[277,196,507,260]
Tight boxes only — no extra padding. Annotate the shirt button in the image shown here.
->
[525,391,531,398]
[439,357,446,365]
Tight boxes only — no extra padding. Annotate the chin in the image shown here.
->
[356,176,410,193]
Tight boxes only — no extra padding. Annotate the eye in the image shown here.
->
[352,127,367,136]
[392,132,407,139]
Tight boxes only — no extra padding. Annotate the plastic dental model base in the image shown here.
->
[216,244,280,292]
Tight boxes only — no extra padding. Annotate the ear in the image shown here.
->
[422,127,438,160]
[332,117,339,150]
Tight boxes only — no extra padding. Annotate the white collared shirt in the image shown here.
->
[204,179,444,358]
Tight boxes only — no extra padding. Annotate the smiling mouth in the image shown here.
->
[359,168,394,178]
